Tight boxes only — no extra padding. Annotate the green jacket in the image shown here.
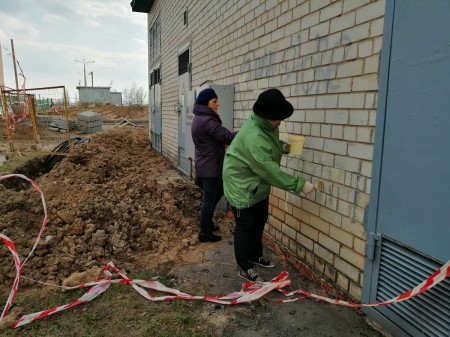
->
[223,113,306,209]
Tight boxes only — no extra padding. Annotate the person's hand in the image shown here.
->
[302,181,315,194]
[283,144,290,154]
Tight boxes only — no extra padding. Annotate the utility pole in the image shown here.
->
[11,39,20,105]
[0,40,5,91]
[74,58,94,87]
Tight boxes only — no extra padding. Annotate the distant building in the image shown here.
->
[76,86,122,105]
[110,92,122,106]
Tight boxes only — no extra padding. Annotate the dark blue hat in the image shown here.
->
[196,88,218,106]
[253,88,293,120]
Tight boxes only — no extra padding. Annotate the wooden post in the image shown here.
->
[28,95,40,145]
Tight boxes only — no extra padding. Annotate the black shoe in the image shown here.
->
[199,232,222,242]
[238,268,264,283]
[250,256,275,268]
[211,224,220,231]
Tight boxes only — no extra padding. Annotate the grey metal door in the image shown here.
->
[177,48,191,176]
[363,1,450,336]
[150,68,162,153]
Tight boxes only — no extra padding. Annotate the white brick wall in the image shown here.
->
[148,0,386,301]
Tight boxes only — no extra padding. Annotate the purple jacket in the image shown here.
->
[191,103,236,178]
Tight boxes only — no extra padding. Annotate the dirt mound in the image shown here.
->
[68,105,148,120]
[0,126,207,291]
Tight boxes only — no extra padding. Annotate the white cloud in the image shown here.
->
[42,14,69,24]
[0,14,40,40]
[0,0,148,96]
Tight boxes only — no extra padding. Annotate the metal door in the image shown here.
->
[363,1,450,336]
[177,48,191,176]
[150,68,162,153]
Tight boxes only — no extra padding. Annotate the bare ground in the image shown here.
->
[0,125,221,291]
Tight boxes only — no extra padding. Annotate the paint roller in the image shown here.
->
[314,180,324,192]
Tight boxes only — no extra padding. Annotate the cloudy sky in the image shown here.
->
[0,0,148,102]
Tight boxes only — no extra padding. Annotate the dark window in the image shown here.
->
[150,68,161,87]
[149,16,160,60]
[178,49,190,75]
[183,10,188,26]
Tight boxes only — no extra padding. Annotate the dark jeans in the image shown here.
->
[199,177,224,234]
[232,198,269,271]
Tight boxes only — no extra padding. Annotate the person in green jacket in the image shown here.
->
[223,88,315,283]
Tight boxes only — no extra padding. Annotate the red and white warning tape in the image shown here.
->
[1,174,449,329]
[0,173,48,322]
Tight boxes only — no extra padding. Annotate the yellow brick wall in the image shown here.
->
[147,0,386,301]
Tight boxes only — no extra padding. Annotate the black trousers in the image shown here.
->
[232,197,269,271]
[198,177,224,234]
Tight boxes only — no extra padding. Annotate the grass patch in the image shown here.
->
[0,153,42,176]
[2,282,214,337]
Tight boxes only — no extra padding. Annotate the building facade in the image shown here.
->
[134,1,450,336]
[145,0,383,298]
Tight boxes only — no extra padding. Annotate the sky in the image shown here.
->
[0,0,148,102]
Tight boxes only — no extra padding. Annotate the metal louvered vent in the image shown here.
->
[178,49,190,75]
[151,132,161,153]
[376,238,450,337]
[178,147,191,177]
[150,68,161,86]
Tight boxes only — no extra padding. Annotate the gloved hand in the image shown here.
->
[302,181,315,194]
[283,143,291,154]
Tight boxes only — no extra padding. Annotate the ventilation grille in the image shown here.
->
[150,68,161,86]
[376,238,450,337]
[151,132,161,153]
[178,49,190,75]
[177,147,191,177]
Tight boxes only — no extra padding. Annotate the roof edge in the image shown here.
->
[130,0,154,13]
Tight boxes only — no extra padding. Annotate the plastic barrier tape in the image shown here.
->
[1,174,449,329]
[0,173,48,321]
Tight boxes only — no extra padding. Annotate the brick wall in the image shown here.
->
[147,0,386,300]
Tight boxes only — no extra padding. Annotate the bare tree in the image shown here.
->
[123,88,130,105]
[135,86,147,106]
[122,83,147,106]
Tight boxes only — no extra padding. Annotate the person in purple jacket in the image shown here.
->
[191,88,236,242]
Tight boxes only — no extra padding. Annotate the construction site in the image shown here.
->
[1,1,449,336]
[0,88,387,336]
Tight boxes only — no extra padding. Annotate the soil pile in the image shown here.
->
[68,104,148,120]
[0,126,208,291]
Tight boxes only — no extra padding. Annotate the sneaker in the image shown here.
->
[198,232,221,242]
[250,257,275,268]
[238,268,264,283]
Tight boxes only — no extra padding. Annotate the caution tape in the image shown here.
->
[10,260,450,328]
[1,174,450,329]
[0,174,48,322]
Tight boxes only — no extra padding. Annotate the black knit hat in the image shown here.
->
[196,88,218,106]
[253,88,294,120]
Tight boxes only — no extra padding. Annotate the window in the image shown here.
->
[183,10,188,26]
[150,68,161,87]
[178,49,190,75]
[149,16,160,60]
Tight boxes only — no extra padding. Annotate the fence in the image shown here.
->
[0,86,71,153]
